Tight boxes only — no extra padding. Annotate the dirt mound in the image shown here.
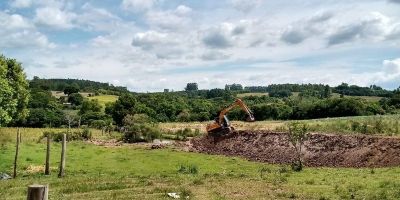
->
[190,131,400,167]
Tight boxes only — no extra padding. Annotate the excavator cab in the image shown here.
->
[206,99,255,137]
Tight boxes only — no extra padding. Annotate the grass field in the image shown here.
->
[1,129,400,199]
[236,93,268,98]
[1,115,400,199]
[88,95,119,107]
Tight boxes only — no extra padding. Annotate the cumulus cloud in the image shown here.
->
[201,22,245,48]
[202,31,233,49]
[231,0,262,13]
[383,58,400,75]
[146,5,192,30]
[280,11,333,44]
[0,12,54,49]
[77,3,122,32]
[131,31,185,59]
[327,12,394,45]
[35,7,76,29]
[121,0,156,12]
[388,0,400,3]
[201,50,230,61]
[10,0,32,8]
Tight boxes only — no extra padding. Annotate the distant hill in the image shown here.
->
[29,77,129,95]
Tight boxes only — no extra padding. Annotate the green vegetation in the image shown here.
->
[88,95,119,107]
[0,55,29,126]
[1,128,400,199]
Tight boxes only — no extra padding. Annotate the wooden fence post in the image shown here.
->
[19,129,22,143]
[45,135,51,175]
[27,184,48,200]
[13,128,20,178]
[58,133,66,178]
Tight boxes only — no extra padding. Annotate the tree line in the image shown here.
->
[1,55,400,129]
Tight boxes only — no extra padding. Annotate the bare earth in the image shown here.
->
[190,131,400,167]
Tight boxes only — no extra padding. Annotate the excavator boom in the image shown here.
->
[206,99,255,136]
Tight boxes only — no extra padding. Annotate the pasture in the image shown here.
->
[1,115,400,199]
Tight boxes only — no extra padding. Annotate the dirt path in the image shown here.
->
[190,131,400,167]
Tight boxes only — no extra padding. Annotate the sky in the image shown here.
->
[0,0,400,92]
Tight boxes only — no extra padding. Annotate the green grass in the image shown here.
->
[1,127,400,199]
[236,92,268,98]
[88,95,119,107]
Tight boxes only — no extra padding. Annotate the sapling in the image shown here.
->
[287,122,309,171]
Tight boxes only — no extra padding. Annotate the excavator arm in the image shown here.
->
[206,98,255,136]
[217,99,254,124]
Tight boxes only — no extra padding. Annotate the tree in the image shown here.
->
[0,55,30,126]
[107,93,137,126]
[79,99,102,115]
[64,84,80,95]
[185,83,198,91]
[322,85,331,98]
[287,122,309,171]
[269,90,292,98]
[68,93,83,106]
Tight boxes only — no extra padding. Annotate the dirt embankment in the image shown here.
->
[190,131,400,167]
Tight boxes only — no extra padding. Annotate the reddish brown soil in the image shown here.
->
[190,131,400,167]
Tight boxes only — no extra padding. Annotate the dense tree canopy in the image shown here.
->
[0,55,29,126]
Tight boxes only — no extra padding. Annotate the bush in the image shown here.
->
[42,129,92,142]
[123,124,161,143]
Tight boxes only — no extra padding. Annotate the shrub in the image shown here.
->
[287,122,309,172]
[42,129,92,142]
[123,124,161,143]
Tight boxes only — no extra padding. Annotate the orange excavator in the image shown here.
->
[206,99,255,136]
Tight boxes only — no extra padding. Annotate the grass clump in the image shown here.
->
[178,164,199,175]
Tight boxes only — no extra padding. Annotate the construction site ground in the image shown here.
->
[190,131,400,167]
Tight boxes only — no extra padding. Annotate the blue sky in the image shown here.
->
[1,0,400,91]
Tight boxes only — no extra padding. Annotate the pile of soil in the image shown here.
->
[190,131,400,167]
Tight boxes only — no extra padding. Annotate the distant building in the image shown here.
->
[164,89,169,93]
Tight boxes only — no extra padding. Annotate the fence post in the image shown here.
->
[13,128,20,178]
[27,184,48,200]
[58,133,66,178]
[45,135,51,175]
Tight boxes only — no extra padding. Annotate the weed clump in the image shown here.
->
[178,164,198,175]
[41,128,92,142]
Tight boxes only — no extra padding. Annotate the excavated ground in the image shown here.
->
[190,131,400,167]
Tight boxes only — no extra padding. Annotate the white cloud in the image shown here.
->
[121,0,156,12]
[10,0,32,8]
[0,12,54,49]
[145,5,193,30]
[383,58,400,75]
[35,7,76,29]
[231,0,262,13]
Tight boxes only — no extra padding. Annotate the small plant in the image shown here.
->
[259,166,271,179]
[178,164,198,175]
[287,122,309,172]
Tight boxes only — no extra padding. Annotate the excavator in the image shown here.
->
[206,98,255,136]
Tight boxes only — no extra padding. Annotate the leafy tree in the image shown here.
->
[185,83,198,91]
[107,93,137,126]
[68,93,84,106]
[269,90,292,98]
[225,83,243,91]
[64,84,80,95]
[79,99,102,115]
[0,55,29,126]
[287,122,309,171]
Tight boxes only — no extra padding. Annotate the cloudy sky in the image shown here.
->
[1,0,400,92]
